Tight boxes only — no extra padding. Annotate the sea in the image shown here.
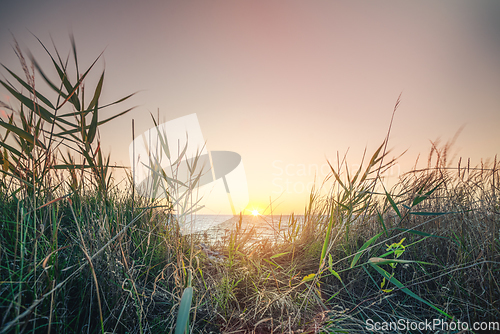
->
[179,214,308,243]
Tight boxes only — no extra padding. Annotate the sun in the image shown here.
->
[251,209,260,216]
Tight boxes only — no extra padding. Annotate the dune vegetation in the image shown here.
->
[0,39,499,334]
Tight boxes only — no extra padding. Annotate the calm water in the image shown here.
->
[180,214,307,242]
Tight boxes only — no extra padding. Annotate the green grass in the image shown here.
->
[0,37,499,333]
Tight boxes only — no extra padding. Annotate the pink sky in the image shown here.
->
[1,1,499,214]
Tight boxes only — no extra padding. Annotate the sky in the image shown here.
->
[1,1,500,215]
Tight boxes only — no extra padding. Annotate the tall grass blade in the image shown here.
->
[87,70,105,110]
[0,120,45,148]
[86,103,98,145]
[350,231,383,268]
[411,181,443,207]
[368,261,453,319]
[0,80,54,123]
[175,287,193,334]
[1,65,55,109]
[385,191,401,219]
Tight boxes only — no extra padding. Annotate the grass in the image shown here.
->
[0,37,499,333]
